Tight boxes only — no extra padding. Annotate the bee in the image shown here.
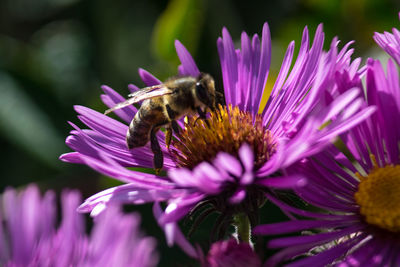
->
[105,72,217,174]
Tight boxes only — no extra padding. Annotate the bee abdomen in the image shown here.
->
[126,110,151,149]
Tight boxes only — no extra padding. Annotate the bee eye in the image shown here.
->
[196,82,209,104]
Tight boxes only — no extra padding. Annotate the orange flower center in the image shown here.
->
[355,156,400,233]
[169,104,277,170]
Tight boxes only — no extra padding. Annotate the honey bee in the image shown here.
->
[105,72,217,174]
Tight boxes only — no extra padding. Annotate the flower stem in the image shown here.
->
[234,213,251,243]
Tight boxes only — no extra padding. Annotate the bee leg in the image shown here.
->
[216,91,225,106]
[171,120,180,134]
[210,103,221,120]
[165,121,180,149]
[150,127,163,175]
[165,105,181,149]
[165,104,181,133]
[165,126,172,149]
[197,107,207,119]
[195,107,210,128]
[166,104,177,120]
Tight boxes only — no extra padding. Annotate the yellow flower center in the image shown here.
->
[354,156,400,233]
[169,104,277,170]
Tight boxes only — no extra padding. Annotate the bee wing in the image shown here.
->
[104,84,173,115]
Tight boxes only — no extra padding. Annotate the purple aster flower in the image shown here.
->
[204,239,261,267]
[254,58,400,266]
[60,22,374,253]
[374,12,400,65]
[0,184,158,267]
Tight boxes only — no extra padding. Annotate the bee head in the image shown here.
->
[195,73,216,111]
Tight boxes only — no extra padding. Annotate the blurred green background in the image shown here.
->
[1,0,399,265]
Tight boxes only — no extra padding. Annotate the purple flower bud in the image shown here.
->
[205,239,261,267]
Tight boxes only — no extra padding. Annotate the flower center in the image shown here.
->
[169,104,277,170]
[354,156,400,233]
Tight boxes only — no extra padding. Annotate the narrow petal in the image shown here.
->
[74,105,127,139]
[160,193,205,224]
[138,68,161,86]
[252,22,271,112]
[239,31,252,110]
[253,219,356,235]
[220,27,238,106]
[153,203,198,258]
[78,184,181,213]
[238,143,254,173]
[101,85,137,122]
[268,224,363,248]
[175,40,200,76]
[257,175,306,189]
[214,152,242,177]
[229,189,246,204]
[285,234,365,267]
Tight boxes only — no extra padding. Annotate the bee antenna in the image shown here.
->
[215,91,225,106]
